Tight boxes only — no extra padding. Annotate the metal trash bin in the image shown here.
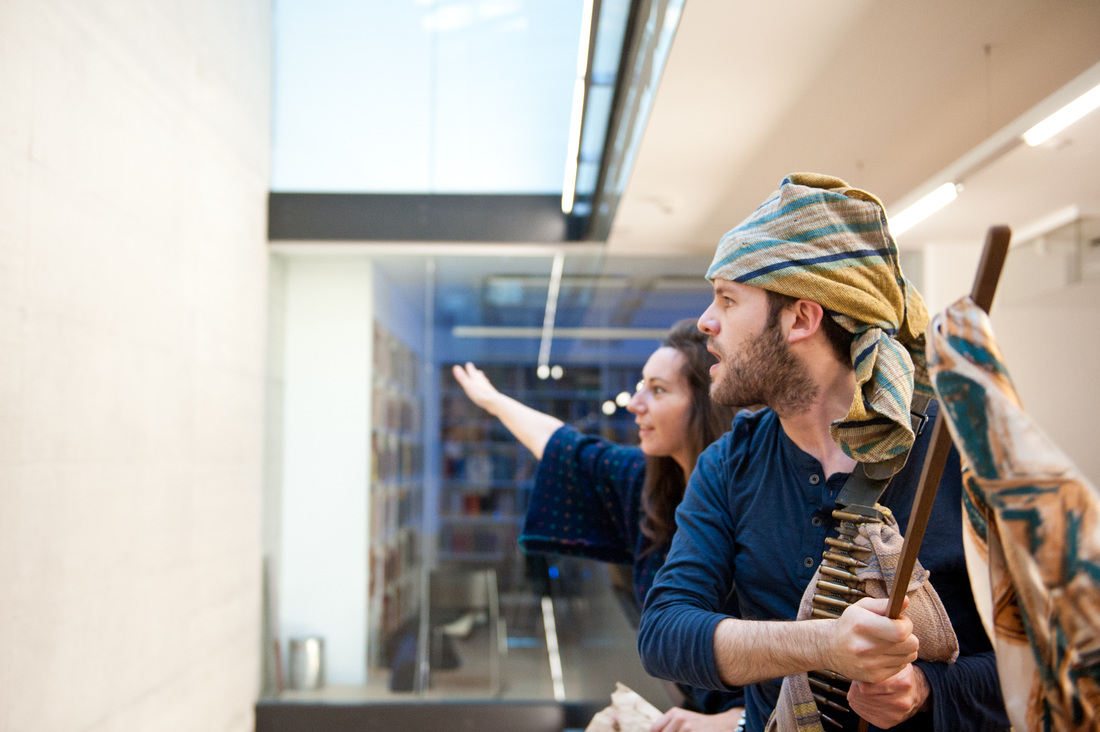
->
[288,636,325,690]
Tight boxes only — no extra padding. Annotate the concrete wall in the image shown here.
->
[0,1,271,729]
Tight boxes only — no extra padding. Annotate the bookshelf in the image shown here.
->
[438,363,638,593]
[368,323,424,667]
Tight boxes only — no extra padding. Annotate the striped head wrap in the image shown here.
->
[707,172,932,474]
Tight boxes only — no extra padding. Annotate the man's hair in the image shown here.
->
[765,290,852,365]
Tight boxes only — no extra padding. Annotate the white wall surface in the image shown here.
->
[262,255,287,693]
[923,241,1100,484]
[0,1,271,730]
[918,241,984,315]
[992,278,1100,485]
[278,258,373,684]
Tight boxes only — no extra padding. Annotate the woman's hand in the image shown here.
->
[451,362,563,459]
[453,362,503,414]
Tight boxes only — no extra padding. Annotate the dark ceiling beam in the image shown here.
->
[268,193,587,242]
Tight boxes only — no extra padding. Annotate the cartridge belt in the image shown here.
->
[805,392,932,728]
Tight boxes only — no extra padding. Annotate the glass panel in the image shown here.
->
[267,249,718,706]
[363,251,713,704]
[271,0,585,193]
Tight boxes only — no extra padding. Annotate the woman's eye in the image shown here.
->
[724,297,734,306]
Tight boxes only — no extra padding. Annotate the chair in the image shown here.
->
[428,568,504,696]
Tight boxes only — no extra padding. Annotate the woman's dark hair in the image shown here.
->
[639,318,739,553]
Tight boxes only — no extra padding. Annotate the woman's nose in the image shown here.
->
[627,391,645,414]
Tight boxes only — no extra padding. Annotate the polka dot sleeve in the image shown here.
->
[518,424,647,565]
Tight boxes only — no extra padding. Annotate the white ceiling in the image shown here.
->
[608,0,1100,258]
[283,1,1100,358]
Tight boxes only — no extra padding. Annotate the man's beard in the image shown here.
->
[709,318,817,416]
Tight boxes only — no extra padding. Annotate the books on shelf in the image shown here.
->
[368,322,424,660]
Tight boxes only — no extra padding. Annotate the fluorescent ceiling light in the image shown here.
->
[561,79,585,214]
[537,252,565,369]
[451,326,669,339]
[889,182,958,236]
[1023,82,1100,147]
[576,0,594,78]
[561,0,595,214]
[486,274,628,290]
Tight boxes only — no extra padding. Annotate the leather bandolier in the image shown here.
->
[806,394,932,728]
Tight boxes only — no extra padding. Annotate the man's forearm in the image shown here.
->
[713,599,919,686]
[713,617,834,685]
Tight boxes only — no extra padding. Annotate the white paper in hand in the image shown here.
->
[584,682,663,732]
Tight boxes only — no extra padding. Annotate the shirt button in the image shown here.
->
[803,557,815,568]
[809,474,820,485]
[811,516,823,527]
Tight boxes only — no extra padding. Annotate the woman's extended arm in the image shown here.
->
[452,362,564,459]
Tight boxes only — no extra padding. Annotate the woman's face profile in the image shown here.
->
[627,347,693,466]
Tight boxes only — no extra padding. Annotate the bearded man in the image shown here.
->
[637,174,1009,732]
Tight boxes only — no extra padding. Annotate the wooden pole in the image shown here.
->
[885,225,1010,618]
[857,225,1010,731]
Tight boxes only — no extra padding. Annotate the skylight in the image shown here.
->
[272,0,586,194]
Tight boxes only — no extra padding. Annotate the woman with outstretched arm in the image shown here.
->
[453,319,745,731]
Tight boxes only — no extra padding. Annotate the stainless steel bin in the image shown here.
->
[288,636,325,690]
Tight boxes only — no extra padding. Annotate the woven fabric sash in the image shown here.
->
[928,297,1100,731]
[707,173,932,475]
[765,513,958,732]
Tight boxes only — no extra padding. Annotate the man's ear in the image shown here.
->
[786,299,825,344]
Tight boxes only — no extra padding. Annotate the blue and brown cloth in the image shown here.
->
[707,173,933,475]
[927,297,1100,731]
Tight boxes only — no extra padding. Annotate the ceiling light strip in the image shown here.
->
[453,326,669,340]
[576,0,595,77]
[537,252,566,368]
[561,80,586,215]
[889,182,959,236]
[562,0,597,215]
[888,61,1100,237]
[1023,81,1100,147]
[1012,204,1081,247]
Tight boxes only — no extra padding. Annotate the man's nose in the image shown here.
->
[698,306,718,335]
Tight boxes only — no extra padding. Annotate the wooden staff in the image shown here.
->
[856,225,1011,732]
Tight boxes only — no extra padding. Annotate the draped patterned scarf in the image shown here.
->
[927,297,1100,731]
[707,173,932,474]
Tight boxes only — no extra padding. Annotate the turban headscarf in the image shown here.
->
[706,173,933,474]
